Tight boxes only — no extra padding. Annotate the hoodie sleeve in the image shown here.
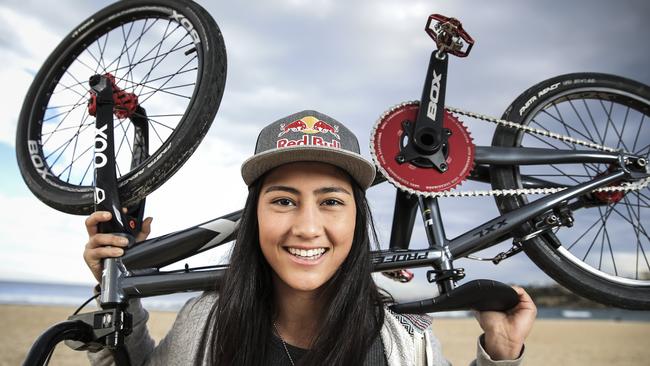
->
[469,334,524,366]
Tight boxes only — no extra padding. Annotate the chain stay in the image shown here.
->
[412,105,650,198]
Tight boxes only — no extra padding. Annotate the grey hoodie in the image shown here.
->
[87,292,524,366]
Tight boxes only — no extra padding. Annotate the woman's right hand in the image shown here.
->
[83,211,153,282]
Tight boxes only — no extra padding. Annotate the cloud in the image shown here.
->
[0,6,68,146]
[0,192,92,284]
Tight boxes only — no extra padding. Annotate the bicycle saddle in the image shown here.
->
[390,279,519,314]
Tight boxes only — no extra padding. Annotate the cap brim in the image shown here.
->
[241,146,376,189]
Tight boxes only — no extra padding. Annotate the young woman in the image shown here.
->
[83,110,536,365]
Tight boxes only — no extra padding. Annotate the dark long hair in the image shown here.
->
[209,171,386,365]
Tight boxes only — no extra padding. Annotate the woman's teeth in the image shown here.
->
[287,247,326,260]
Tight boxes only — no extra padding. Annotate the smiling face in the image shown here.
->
[257,162,356,295]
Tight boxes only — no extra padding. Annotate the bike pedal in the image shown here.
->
[381,269,414,283]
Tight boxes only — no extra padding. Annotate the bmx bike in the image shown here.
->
[14,1,649,364]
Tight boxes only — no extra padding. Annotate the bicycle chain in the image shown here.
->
[371,102,650,198]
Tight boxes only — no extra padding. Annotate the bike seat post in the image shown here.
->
[418,196,456,293]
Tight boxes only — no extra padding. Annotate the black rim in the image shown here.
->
[517,88,650,285]
[28,8,203,189]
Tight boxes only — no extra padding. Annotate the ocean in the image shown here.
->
[1,280,649,321]
[0,280,199,312]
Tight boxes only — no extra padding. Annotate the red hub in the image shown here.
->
[371,101,475,195]
[87,73,139,119]
[593,190,624,204]
[593,166,625,204]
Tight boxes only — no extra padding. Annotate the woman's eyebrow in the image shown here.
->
[263,185,351,195]
[264,185,299,195]
[314,186,351,196]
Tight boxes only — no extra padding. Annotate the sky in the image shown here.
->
[0,0,649,301]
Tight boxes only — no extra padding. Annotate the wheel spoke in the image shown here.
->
[42,94,88,147]
[121,20,149,106]
[42,122,94,136]
[609,204,650,241]
[138,54,197,106]
[59,143,94,183]
[64,109,91,183]
[529,120,575,149]
[133,19,174,96]
[136,85,193,100]
[598,220,606,271]
[111,40,194,78]
[567,215,603,251]
[600,100,614,147]
[46,103,85,110]
[526,173,595,178]
[97,31,111,73]
[618,106,631,151]
[119,67,198,87]
[603,221,618,275]
[567,98,598,142]
[102,19,160,78]
[110,22,135,85]
[79,145,95,186]
[55,111,91,183]
[546,103,592,146]
[120,21,183,87]
[42,102,83,123]
[141,113,184,118]
[583,99,605,145]
[581,204,615,262]
[637,191,650,206]
[622,195,650,278]
[635,143,650,159]
[50,79,87,100]
[71,53,104,76]
[131,112,176,131]
[600,100,631,152]
[524,124,600,178]
[631,114,646,153]
[115,121,134,176]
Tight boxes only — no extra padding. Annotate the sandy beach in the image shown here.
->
[2,304,649,366]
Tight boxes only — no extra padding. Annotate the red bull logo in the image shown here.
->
[278,116,340,139]
[277,135,341,149]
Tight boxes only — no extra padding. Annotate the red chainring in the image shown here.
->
[371,102,475,195]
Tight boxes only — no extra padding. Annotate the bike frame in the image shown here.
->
[116,158,629,296]
[110,36,642,302]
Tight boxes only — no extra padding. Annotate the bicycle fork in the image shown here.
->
[67,74,148,364]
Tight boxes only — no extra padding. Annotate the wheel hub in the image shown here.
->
[87,73,139,119]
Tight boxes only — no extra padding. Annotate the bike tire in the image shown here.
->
[15,0,226,215]
[490,73,650,309]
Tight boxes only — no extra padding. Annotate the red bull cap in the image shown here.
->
[241,110,376,189]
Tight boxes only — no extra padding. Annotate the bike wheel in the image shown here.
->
[490,73,650,309]
[15,0,226,215]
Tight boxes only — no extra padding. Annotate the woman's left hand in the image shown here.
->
[475,286,537,360]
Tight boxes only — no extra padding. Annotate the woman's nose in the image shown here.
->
[291,204,323,239]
